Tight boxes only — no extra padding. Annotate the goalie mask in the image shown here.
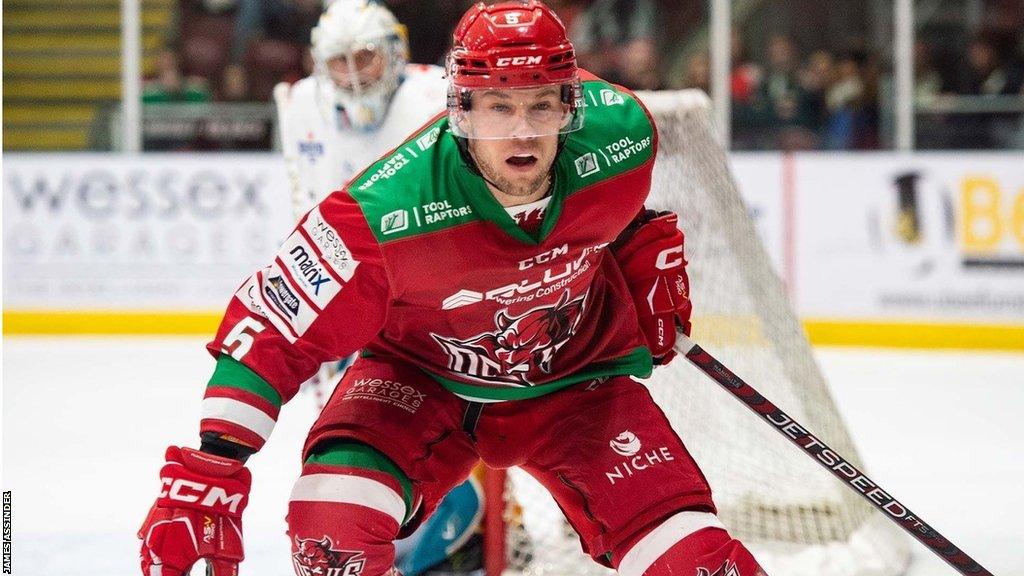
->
[312,0,408,131]
[446,0,584,140]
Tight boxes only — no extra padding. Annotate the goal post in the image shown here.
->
[483,89,911,576]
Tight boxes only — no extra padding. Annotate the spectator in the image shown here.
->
[384,0,473,65]
[754,34,816,149]
[914,41,943,107]
[951,34,1024,147]
[143,50,212,103]
[224,0,321,101]
[151,0,240,101]
[569,0,661,89]
[823,50,864,149]
[730,28,761,105]
[958,35,1024,96]
[798,49,834,134]
[681,52,710,92]
[729,28,762,149]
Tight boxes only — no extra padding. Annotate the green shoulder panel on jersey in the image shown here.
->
[556,79,656,196]
[348,114,483,244]
[347,79,654,246]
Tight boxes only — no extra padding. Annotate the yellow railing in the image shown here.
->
[4,311,1022,351]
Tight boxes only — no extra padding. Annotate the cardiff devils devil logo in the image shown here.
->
[292,536,366,576]
[697,560,741,576]
[432,290,587,386]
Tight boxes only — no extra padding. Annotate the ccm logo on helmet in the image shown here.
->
[496,56,543,67]
[160,478,246,514]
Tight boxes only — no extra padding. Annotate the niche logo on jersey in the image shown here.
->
[292,536,365,576]
[609,430,641,456]
[697,560,741,576]
[431,290,586,386]
[265,275,300,318]
[605,430,675,485]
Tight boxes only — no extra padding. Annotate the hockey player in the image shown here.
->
[137,2,769,575]
[274,0,449,216]
[275,2,482,574]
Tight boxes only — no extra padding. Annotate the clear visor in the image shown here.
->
[326,46,386,94]
[448,84,584,140]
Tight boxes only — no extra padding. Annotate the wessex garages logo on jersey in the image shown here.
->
[302,208,358,281]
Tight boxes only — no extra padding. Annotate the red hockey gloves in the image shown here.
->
[613,210,692,365]
[138,446,251,576]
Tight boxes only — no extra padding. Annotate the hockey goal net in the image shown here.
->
[483,90,910,576]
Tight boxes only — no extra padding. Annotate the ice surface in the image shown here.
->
[2,337,1022,575]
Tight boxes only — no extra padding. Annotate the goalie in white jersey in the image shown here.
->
[273,2,482,575]
[274,0,449,216]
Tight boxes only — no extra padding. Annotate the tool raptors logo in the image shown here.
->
[431,290,587,386]
[292,536,365,576]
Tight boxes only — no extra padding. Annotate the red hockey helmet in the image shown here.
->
[446,1,584,139]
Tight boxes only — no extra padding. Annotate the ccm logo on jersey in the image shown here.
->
[159,478,246,514]
[496,56,542,67]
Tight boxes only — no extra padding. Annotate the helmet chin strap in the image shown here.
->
[453,134,566,199]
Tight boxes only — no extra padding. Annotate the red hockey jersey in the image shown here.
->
[201,74,659,449]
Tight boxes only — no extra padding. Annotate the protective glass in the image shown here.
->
[448,84,584,140]
[326,46,387,94]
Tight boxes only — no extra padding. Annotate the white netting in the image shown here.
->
[498,90,910,576]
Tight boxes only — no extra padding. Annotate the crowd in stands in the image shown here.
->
[144,0,1024,150]
[680,32,888,150]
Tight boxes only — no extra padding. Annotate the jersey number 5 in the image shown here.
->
[222,317,266,360]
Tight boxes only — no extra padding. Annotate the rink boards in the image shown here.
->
[3,151,1023,348]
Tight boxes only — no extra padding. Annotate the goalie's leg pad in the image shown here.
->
[287,441,413,576]
[616,511,767,576]
[395,474,484,576]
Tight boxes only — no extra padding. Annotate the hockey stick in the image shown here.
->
[675,332,993,576]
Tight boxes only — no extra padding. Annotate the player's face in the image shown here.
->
[327,48,385,92]
[469,129,558,202]
[466,86,562,202]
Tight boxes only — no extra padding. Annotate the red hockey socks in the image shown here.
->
[287,443,413,576]
[616,512,767,576]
